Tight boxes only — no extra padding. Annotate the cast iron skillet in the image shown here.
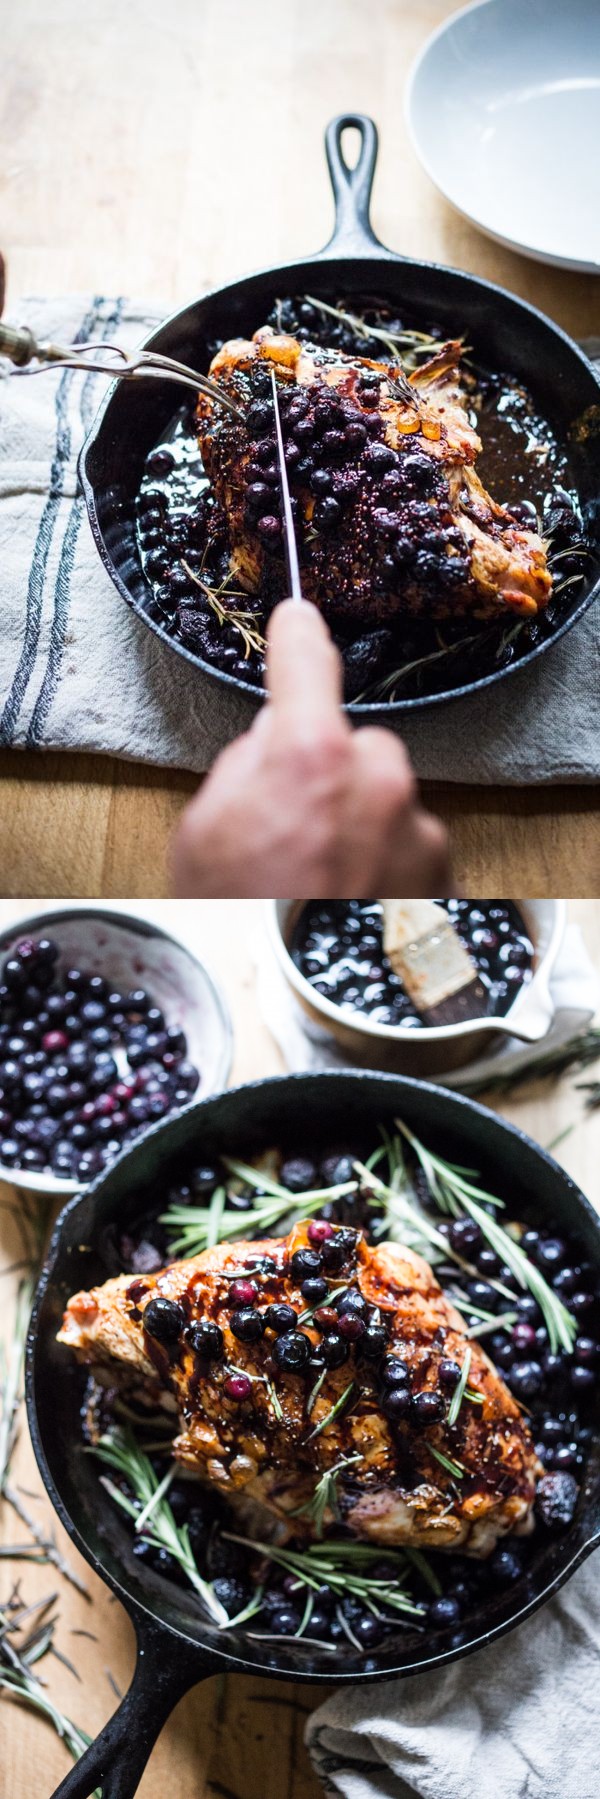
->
[79,114,600,719]
[27,1071,600,1799]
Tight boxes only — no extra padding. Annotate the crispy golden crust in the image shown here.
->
[58,1221,541,1556]
[195,330,552,627]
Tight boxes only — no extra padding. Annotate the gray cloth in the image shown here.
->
[307,1552,600,1799]
[1,295,598,779]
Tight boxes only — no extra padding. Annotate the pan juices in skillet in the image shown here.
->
[195,328,552,628]
[58,1217,541,1558]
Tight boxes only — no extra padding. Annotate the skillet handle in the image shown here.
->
[49,1616,209,1799]
[321,113,387,258]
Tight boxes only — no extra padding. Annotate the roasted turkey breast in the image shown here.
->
[59,1218,541,1557]
[196,328,552,627]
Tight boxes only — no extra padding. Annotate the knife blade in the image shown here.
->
[270,368,303,603]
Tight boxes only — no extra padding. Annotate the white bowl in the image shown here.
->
[0,907,232,1197]
[407,0,600,272]
[267,900,566,1078]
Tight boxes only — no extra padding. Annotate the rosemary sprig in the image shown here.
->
[428,1444,465,1481]
[0,1594,98,1792]
[302,294,443,369]
[447,1348,472,1428]
[469,1027,600,1099]
[307,1380,355,1442]
[393,1121,577,1355]
[225,1533,425,1618]
[181,562,266,660]
[161,1159,359,1257]
[91,1429,228,1625]
[291,1454,361,1538]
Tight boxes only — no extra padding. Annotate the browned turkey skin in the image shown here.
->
[59,1218,541,1558]
[195,329,552,628]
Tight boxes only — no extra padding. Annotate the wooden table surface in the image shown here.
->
[1,896,599,1797]
[1,0,599,898]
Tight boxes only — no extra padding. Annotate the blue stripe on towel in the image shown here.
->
[0,297,102,746]
[26,296,125,746]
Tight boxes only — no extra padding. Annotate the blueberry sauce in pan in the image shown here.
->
[290,899,534,1026]
[135,296,585,703]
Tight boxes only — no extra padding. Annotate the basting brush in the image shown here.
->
[382,900,489,1027]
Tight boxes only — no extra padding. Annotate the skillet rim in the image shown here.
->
[25,1067,600,1686]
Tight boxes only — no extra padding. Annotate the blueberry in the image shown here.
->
[212,1575,250,1617]
[264,1302,298,1334]
[80,1000,106,1026]
[3,958,26,990]
[383,1385,411,1419]
[363,441,398,472]
[535,1237,566,1273]
[313,497,341,533]
[411,1390,446,1426]
[320,1154,355,1186]
[273,1331,311,1371]
[291,1248,323,1281]
[279,1157,318,1192]
[335,1295,368,1324]
[246,400,272,436]
[536,1471,579,1528]
[357,1324,388,1360]
[428,1596,461,1627]
[320,1332,349,1369]
[509,1359,544,1399]
[490,1547,522,1585]
[230,1307,265,1343]
[381,1355,410,1387]
[438,1359,461,1391]
[142,1297,186,1344]
[300,1277,328,1304]
[449,1218,481,1254]
[186,1320,223,1359]
[553,1267,581,1298]
[1,1139,21,1164]
[570,1364,596,1393]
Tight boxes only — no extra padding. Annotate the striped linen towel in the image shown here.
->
[1,295,598,780]
[307,1553,600,1799]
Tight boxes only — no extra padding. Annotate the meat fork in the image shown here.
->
[0,320,244,419]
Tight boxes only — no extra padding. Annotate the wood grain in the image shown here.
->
[0,897,599,1796]
[1,0,599,898]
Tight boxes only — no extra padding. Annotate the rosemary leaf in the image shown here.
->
[206,1185,226,1250]
[447,1348,472,1427]
[307,1381,355,1442]
[449,1352,474,1432]
[429,1444,465,1481]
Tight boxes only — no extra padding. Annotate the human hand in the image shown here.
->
[171,600,452,898]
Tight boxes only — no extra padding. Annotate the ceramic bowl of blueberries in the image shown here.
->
[0,908,232,1198]
[268,900,566,1078]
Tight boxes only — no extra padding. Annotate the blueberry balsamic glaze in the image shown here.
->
[291,898,534,1026]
